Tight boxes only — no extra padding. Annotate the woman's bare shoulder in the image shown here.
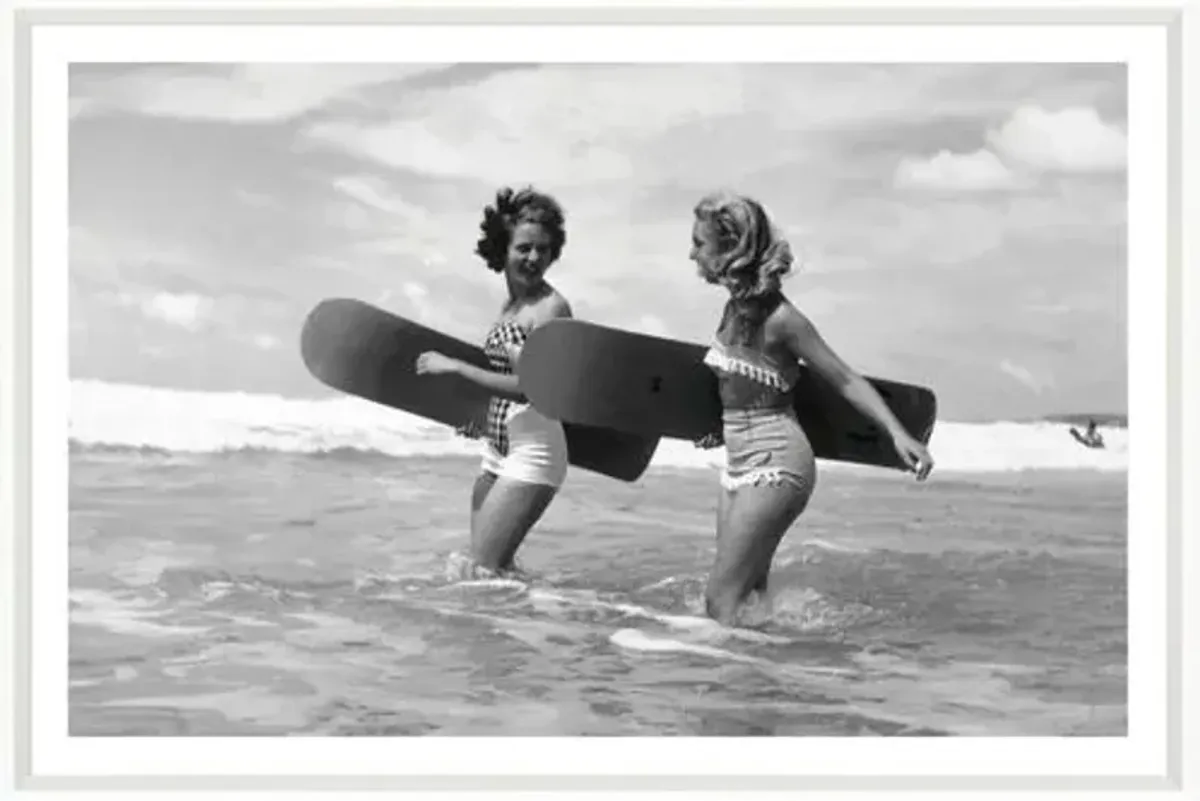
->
[764,295,812,339]
[520,285,573,329]
[538,285,573,321]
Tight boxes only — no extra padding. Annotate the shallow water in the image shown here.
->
[69,448,1127,736]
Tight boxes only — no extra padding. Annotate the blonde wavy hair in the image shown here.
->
[692,191,794,300]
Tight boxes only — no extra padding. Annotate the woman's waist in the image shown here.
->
[488,397,560,424]
[721,405,805,437]
[716,384,795,409]
[488,396,532,414]
[721,403,798,422]
[722,406,811,458]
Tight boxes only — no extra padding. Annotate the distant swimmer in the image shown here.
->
[1069,419,1105,449]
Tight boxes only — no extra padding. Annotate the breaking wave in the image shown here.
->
[69,380,1128,473]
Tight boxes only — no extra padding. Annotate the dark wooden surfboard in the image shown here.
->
[300,299,660,482]
[518,318,937,471]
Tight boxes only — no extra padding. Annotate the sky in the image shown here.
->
[68,62,1128,422]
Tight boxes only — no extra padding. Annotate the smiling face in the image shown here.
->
[504,221,555,293]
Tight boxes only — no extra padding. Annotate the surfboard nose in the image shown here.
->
[299,298,374,388]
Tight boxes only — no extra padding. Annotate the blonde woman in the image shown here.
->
[689,191,934,625]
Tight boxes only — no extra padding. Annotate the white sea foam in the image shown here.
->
[69,379,1128,473]
[69,378,478,458]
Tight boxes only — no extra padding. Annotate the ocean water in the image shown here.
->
[68,380,1128,736]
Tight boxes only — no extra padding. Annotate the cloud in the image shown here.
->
[894,148,1017,192]
[300,64,787,187]
[402,282,428,302]
[66,63,1127,419]
[322,174,468,278]
[306,118,633,188]
[986,105,1126,173]
[634,315,670,337]
[999,359,1051,394]
[69,226,211,306]
[297,65,1092,194]
[142,292,213,331]
[889,103,1123,202]
[331,175,434,227]
[253,335,281,351]
[98,290,212,331]
[70,225,196,274]
[815,198,1012,269]
[71,64,445,123]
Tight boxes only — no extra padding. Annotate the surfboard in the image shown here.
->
[299,298,660,482]
[518,318,938,472]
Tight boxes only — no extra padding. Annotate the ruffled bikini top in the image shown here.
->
[703,338,800,411]
[702,294,800,411]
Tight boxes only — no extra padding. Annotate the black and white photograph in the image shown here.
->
[9,8,1187,792]
[64,57,1132,739]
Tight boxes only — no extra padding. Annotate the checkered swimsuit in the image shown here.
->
[483,319,530,456]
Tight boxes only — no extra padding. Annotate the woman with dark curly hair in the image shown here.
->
[690,191,934,625]
[415,187,573,574]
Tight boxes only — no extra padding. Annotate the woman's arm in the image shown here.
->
[774,304,933,477]
[420,293,573,402]
[452,363,524,400]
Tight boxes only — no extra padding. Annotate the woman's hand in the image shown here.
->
[455,419,483,439]
[693,432,724,450]
[415,352,461,376]
[891,431,934,480]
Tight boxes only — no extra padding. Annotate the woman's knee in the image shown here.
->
[471,481,557,566]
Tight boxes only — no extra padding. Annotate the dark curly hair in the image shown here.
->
[474,186,567,273]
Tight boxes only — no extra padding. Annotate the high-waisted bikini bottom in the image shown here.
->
[720,407,816,496]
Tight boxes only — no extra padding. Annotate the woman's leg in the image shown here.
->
[469,470,498,543]
[469,406,566,572]
[706,478,811,626]
[748,482,807,595]
[471,478,558,571]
